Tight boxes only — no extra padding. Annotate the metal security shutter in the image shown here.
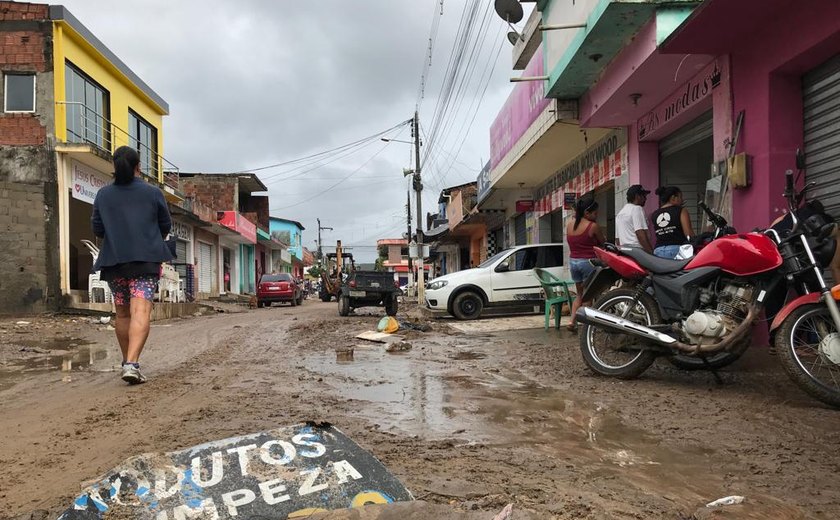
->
[803,56,840,218]
[175,240,188,278]
[514,213,527,245]
[198,242,212,293]
[659,111,714,230]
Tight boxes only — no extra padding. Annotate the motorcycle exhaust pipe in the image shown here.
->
[575,307,678,346]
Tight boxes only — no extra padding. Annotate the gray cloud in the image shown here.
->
[57,0,525,261]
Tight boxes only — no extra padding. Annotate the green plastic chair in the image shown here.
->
[533,268,576,330]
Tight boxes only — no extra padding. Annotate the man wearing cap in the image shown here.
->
[616,184,654,254]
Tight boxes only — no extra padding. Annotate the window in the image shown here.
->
[129,109,158,177]
[536,245,564,268]
[4,74,35,112]
[65,62,109,149]
[261,273,292,283]
[497,248,538,272]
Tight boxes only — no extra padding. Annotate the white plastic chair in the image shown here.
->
[81,240,113,304]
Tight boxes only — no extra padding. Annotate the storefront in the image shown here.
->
[58,159,111,296]
[194,227,219,298]
[531,130,628,276]
[803,56,840,216]
[217,211,257,295]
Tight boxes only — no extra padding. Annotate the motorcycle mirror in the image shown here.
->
[796,148,806,170]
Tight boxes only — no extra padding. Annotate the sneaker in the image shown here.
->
[121,364,147,385]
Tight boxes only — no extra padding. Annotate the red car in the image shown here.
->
[257,273,303,308]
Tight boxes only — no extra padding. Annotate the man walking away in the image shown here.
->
[615,184,653,253]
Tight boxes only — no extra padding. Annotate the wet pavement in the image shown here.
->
[1,305,839,519]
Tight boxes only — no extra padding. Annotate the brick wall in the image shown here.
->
[0,2,49,22]
[180,177,238,213]
[240,194,269,230]
[1,2,53,146]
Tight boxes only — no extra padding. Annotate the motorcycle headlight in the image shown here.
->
[427,280,448,291]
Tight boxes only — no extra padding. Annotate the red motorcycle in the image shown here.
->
[577,157,840,407]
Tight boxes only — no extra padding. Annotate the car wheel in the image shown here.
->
[451,291,483,320]
[257,300,264,308]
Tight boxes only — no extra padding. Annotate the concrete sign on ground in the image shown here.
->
[58,423,413,520]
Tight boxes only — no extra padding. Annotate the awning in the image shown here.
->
[217,211,257,244]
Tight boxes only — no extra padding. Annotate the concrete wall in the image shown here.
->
[0,147,59,313]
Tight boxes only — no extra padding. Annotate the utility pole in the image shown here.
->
[406,190,414,297]
[413,110,425,304]
[317,218,332,268]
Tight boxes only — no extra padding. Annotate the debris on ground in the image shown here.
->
[493,504,514,520]
[356,331,401,343]
[397,320,431,332]
[385,341,412,353]
[706,495,746,507]
[14,321,30,326]
[376,317,400,334]
[58,424,413,519]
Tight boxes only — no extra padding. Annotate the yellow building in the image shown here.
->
[0,2,173,311]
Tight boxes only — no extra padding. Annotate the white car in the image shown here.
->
[425,243,565,320]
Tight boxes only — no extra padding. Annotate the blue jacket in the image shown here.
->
[91,178,174,270]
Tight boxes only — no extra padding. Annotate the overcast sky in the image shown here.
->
[57,0,530,262]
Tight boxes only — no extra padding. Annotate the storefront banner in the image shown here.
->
[171,220,193,242]
[489,45,550,169]
[532,144,628,219]
[218,211,257,244]
[70,161,111,205]
[637,60,725,141]
[515,200,535,213]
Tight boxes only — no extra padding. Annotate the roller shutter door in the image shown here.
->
[514,213,527,245]
[659,111,713,230]
[803,56,840,218]
[198,242,212,293]
[175,240,188,278]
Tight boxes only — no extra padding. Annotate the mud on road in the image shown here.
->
[0,301,839,519]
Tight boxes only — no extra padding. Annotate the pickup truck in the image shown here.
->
[338,271,400,316]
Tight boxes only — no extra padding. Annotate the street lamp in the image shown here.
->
[381,138,413,145]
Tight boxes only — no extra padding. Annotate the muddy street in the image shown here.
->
[1,302,839,519]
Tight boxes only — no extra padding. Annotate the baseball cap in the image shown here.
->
[626,184,651,201]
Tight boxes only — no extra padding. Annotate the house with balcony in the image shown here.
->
[0,1,176,312]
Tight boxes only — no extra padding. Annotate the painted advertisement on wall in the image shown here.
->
[532,130,629,220]
[489,45,550,169]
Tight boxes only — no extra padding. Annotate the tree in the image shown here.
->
[374,258,385,272]
[308,265,324,278]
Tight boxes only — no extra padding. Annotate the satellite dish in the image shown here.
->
[494,0,524,24]
[507,31,522,45]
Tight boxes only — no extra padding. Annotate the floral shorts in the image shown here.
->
[107,275,159,306]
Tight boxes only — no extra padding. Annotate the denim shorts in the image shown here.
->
[570,258,596,283]
[654,245,682,259]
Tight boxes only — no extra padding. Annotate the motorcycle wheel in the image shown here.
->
[776,303,840,407]
[579,287,659,379]
[667,337,750,371]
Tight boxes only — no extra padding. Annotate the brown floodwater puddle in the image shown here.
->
[0,339,110,391]
[301,336,734,509]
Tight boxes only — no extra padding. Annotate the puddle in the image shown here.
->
[0,340,111,391]
[300,339,727,505]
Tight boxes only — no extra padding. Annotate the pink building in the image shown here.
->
[578,0,840,233]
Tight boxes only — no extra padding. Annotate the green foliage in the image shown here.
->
[374,258,385,272]
[308,265,324,278]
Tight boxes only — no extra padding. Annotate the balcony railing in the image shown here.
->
[55,101,180,192]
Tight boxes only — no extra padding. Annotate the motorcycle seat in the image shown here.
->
[619,247,690,274]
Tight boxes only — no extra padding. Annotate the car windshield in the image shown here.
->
[477,249,511,268]
[261,274,291,282]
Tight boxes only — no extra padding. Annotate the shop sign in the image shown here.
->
[171,220,193,242]
[490,45,550,169]
[70,161,111,204]
[637,60,723,141]
[515,200,534,213]
[476,161,491,203]
[58,424,413,520]
[218,211,257,244]
[564,192,579,209]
